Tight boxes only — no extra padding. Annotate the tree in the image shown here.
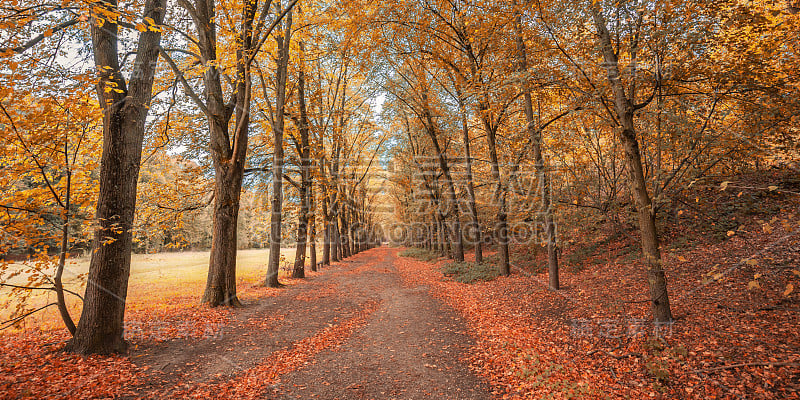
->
[163,0,297,300]
[264,3,294,287]
[0,84,101,334]
[589,2,672,321]
[512,3,561,289]
[70,0,168,353]
[289,40,312,279]
[0,0,167,353]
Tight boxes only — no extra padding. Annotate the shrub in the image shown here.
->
[399,248,439,262]
[440,261,501,284]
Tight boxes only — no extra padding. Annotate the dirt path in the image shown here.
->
[128,247,492,399]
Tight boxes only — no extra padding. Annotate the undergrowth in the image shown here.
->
[399,248,439,262]
[440,261,501,283]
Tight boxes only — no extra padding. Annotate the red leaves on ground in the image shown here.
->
[0,331,146,399]
[171,298,381,399]
[396,222,799,400]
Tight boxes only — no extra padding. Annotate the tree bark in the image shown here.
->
[591,7,672,322]
[309,181,318,271]
[292,44,311,279]
[457,94,482,263]
[203,161,244,305]
[513,7,559,289]
[67,0,166,354]
[339,207,351,258]
[331,212,341,261]
[322,196,331,265]
[265,7,293,287]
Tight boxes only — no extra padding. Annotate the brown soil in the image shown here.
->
[126,247,492,399]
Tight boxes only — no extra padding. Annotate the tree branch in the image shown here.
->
[0,18,78,54]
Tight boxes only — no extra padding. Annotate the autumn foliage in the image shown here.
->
[1,0,799,398]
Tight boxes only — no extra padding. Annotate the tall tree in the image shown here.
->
[69,0,168,353]
[513,3,559,289]
[265,4,294,287]
[164,0,296,297]
[589,3,672,322]
[290,40,312,279]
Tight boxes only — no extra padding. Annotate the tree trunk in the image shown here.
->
[621,120,672,322]
[458,96,482,264]
[486,125,510,276]
[340,211,351,258]
[322,198,330,265]
[203,161,243,306]
[55,149,76,335]
[201,0,256,306]
[331,212,341,261]
[265,8,293,287]
[292,182,309,279]
[420,90,464,262]
[513,8,559,289]
[292,43,311,279]
[309,181,318,272]
[591,7,672,322]
[67,0,166,355]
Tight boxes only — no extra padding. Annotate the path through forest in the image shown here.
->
[127,247,491,399]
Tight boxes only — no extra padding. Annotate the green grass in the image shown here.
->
[440,261,501,284]
[399,248,440,262]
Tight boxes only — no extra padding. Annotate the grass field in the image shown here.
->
[1,247,318,331]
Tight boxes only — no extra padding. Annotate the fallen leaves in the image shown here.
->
[396,217,800,399]
[170,298,381,399]
[0,331,146,399]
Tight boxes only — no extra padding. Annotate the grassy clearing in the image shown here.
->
[398,248,440,262]
[440,261,501,284]
[1,247,318,331]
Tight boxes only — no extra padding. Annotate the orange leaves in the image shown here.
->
[0,331,146,399]
[171,299,381,399]
[395,235,800,399]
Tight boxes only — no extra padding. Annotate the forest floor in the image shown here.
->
[2,170,799,399]
[0,247,492,399]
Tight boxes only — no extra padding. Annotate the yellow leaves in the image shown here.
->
[142,17,162,32]
[784,284,794,296]
[92,5,120,24]
[701,264,724,285]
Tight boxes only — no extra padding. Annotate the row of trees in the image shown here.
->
[1,0,797,353]
[0,0,386,354]
[377,0,798,323]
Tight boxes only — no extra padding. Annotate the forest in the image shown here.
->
[0,0,798,398]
